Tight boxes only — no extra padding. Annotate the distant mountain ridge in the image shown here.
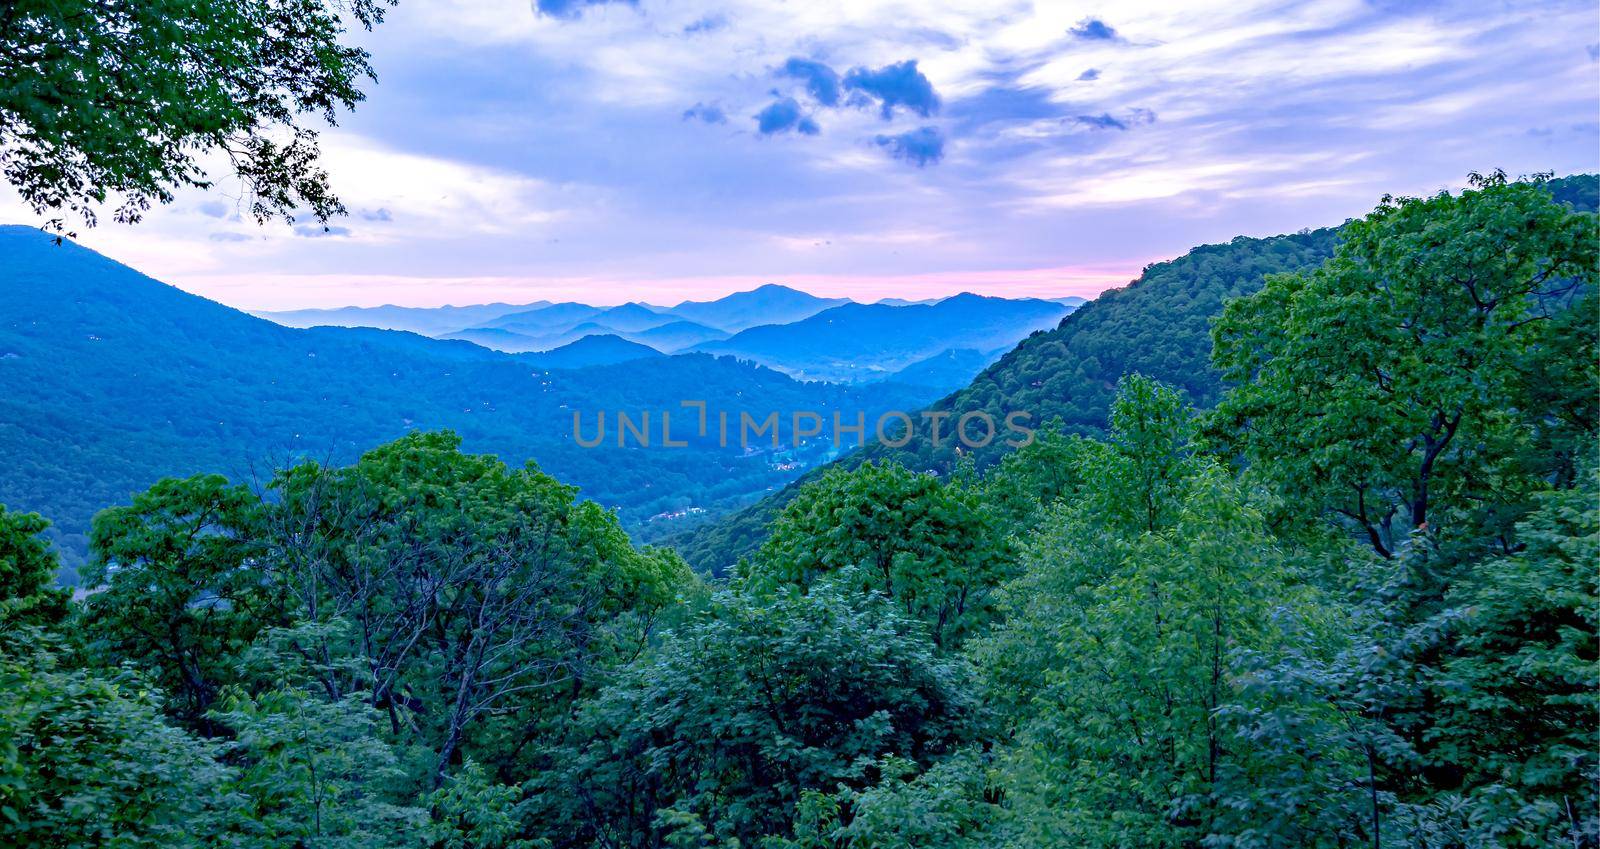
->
[689,294,1071,383]
[259,301,549,336]
[256,285,1089,388]
[666,284,849,332]
[0,227,941,578]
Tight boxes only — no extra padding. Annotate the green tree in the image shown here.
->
[751,461,1012,647]
[422,761,543,849]
[0,504,67,626]
[0,628,237,848]
[0,0,392,232]
[969,376,1308,848]
[263,431,695,787]
[1211,172,1598,557]
[212,685,426,848]
[208,621,429,849]
[555,578,978,849]
[1220,473,1600,849]
[80,474,282,729]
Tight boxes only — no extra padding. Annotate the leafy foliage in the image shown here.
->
[750,461,1013,647]
[550,578,978,848]
[1211,171,1598,557]
[0,505,67,626]
[0,630,234,848]
[0,0,392,232]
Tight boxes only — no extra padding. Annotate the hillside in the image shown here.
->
[0,228,938,578]
[691,294,1069,382]
[629,320,729,351]
[521,334,663,368]
[877,348,999,394]
[668,173,1600,573]
[667,228,1342,572]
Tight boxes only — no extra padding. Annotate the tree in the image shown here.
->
[0,0,393,233]
[0,504,67,626]
[969,376,1307,848]
[1220,472,1600,849]
[0,628,237,849]
[263,431,695,787]
[554,578,979,849]
[205,620,428,849]
[212,685,426,848]
[750,461,1012,647]
[1210,172,1598,558]
[80,474,282,730]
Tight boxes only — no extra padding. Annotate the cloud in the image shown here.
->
[1069,18,1120,41]
[755,98,820,135]
[1073,113,1127,130]
[198,200,229,219]
[843,60,940,119]
[1072,109,1156,131]
[359,207,393,222]
[293,224,353,238]
[1077,68,1100,81]
[781,57,842,107]
[208,232,252,243]
[532,0,636,20]
[683,14,726,34]
[682,102,728,124]
[874,126,945,167]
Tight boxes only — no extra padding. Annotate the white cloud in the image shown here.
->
[2,0,1593,308]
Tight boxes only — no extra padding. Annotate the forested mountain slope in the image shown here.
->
[0,228,935,577]
[671,173,1599,573]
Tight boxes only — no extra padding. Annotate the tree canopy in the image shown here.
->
[0,0,392,232]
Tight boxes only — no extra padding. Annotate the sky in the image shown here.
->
[3,0,1597,310]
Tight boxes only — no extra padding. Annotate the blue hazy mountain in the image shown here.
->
[879,348,1002,394]
[257,300,548,335]
[0,226,940,577]
[521,334,664,368]
[665,284,849,332]
[691,294,1071,382]
[434,326,548,352]
[592,303,676,333]
[481,301,605,333]
[629,320,730,352]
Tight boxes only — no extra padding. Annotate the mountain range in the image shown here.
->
[0,227,940,578]
[257,283,1080,387]
[688,294,1070,382]
[261,300,551,336]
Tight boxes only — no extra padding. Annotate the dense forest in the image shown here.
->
[2,173,1594,847]
[671,173,1600,574]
